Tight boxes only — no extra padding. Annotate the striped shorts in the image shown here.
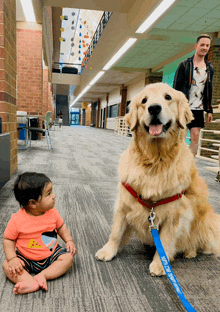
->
[16,245,69,274]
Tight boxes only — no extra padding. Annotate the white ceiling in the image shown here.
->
[71,0,220,107]
[17,0,220,108]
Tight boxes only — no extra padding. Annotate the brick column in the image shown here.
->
[91,103,95,126]
[17,23,43,115]
[119,85,127,116]
[96,99,100,127]
[105,93,109,129]
[0,0,17,175]
[85,104,91,126]
[43,66,54,119]
[208,36,220,105]
[145,70,163,85]
[82,102,88,126]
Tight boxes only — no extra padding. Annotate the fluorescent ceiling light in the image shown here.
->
[89,71,105,86]
[80,85,91,95]
[103,38,137,70]
[70,86,91,107]
[70,71,105,107]
[20,0,36,22]
[136,0,176,34]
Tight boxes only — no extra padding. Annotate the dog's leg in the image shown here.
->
[118,225,133,251]
[95,203,128,261]
[149,224,177,277]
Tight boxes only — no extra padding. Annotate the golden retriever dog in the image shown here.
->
[95,82,220,276]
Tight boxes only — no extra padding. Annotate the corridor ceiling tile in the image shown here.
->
[212,20,220,27]
[153,21,174,29]
[185,7,210,16]
[185,24,208,31]
[195,0,220,8]
[179,0,201,7]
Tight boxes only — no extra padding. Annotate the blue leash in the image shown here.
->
[149,210,196,312]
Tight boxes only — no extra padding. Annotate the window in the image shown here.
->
[126,101,131,114]
[108,104,119,118]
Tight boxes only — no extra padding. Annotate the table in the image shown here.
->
[17,115,44,149]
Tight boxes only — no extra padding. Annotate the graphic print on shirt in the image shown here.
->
[189,67,207,110]
[27,239,43,249]
[42,230,57,251]
[192,78,197,86]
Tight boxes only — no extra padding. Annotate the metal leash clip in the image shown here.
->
[149,207,158,229]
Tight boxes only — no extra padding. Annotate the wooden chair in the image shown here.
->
[27,112,53,150]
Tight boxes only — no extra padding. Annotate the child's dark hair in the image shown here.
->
[14,172,51,208]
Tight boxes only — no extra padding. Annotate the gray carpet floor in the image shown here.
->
[0,125,220,312]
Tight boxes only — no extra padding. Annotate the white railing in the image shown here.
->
[115,117,131,136]
[197,120,220,172]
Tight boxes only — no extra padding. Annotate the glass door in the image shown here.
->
[70,113,79,125]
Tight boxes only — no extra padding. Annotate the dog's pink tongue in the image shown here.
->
[149,125,163,136]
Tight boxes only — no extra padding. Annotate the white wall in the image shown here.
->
[127,74,145,102]
[99,75,146,130]
[108,88,121,106]
[106,118,116,130]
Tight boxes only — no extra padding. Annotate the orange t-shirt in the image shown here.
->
[4,207,64,260]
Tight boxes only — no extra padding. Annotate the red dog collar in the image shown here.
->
[121,181,185,210]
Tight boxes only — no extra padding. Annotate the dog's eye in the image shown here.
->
[165,94,172,100]
[142,98,147,104]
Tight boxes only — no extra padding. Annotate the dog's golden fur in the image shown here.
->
[96,83,220,276]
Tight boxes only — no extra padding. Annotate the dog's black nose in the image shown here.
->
[148,104,162,116]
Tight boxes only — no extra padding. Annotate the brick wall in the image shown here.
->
[208,45,220,105]
[17,26,43,115]
[0,0,17,175]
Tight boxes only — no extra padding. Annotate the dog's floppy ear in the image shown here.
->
[177,90,194,129]
[125,97,138,131]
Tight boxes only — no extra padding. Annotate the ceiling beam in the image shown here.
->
[43,0,134,13]
[95,83,121,87]
[52,7,62,63]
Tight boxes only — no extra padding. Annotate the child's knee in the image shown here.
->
[66,253,74,265]
[61,253,74,267]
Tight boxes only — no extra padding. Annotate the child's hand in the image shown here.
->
[66,240,77,257]
[8,257,25,277]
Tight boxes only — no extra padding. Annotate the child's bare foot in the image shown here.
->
[14,279,40,294]
[34,273,48,291]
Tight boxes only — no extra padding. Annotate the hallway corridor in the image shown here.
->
[0,126,220,312]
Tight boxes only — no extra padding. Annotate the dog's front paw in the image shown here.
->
[149,261,165,277]
[184,250,197,259]
[95,243,117,262]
